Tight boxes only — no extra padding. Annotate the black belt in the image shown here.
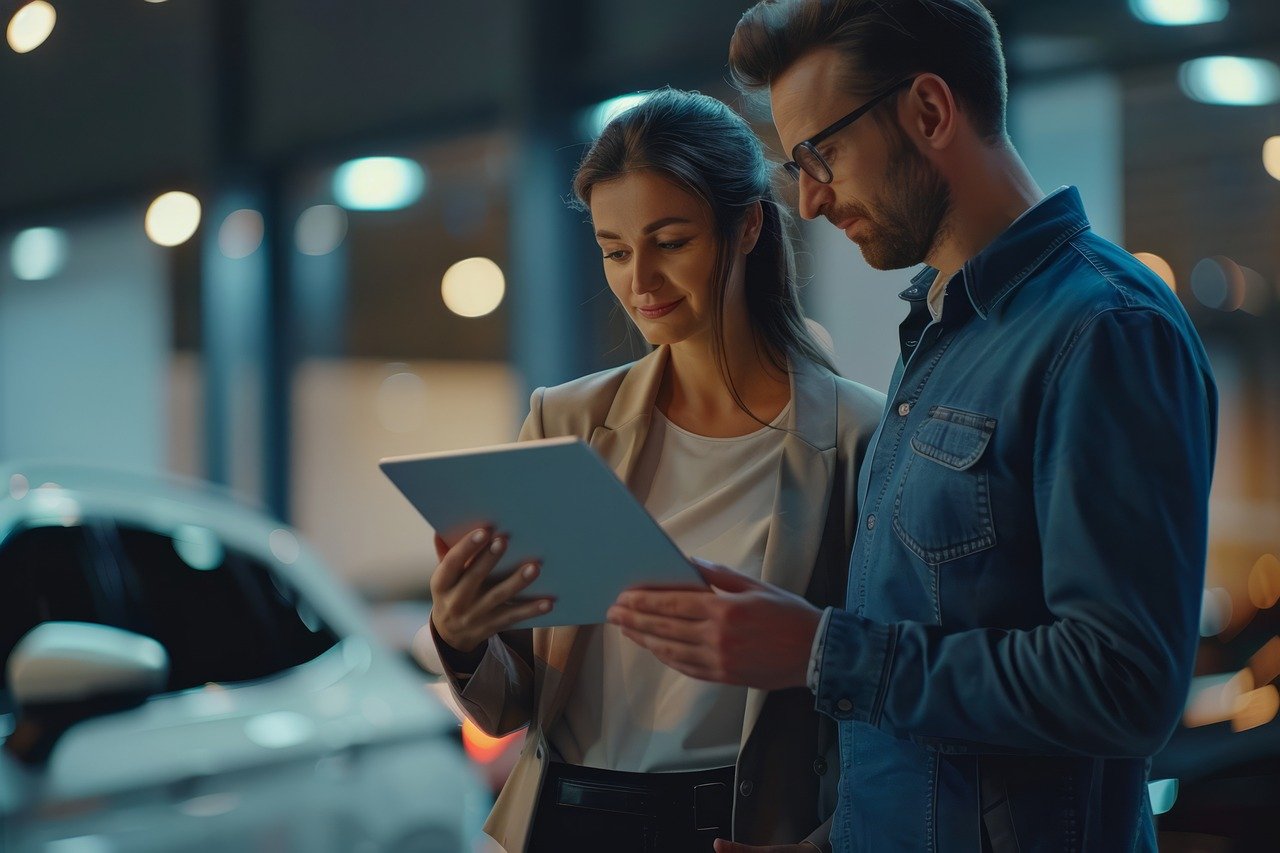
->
[529,762,735,853]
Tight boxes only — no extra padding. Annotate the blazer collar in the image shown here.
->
[597,344,838,450]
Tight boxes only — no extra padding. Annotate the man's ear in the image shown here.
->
[741,200,765,254]
[907,73,959,151]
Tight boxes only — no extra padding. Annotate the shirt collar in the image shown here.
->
[896,186,1091,319]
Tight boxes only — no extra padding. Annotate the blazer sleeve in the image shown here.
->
[432,388,546,737]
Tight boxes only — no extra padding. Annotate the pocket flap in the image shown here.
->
[909,406,995,471]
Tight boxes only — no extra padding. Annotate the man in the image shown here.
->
[607,1,1218,850]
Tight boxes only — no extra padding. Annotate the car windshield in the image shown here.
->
[0,519,339,721]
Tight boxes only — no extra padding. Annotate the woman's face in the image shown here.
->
[589,171,755,348]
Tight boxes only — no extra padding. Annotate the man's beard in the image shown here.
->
[829,135,952,271]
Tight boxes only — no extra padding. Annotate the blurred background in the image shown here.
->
[1,0,1279,850]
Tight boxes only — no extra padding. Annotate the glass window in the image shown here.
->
[0,519,338,717]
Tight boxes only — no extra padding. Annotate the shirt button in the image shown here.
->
[866,514,876,531]
[813,758,828,776]
[836,698,853,712]
[739,780,754,797]
[897,402,911,417]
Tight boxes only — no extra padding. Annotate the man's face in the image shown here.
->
[770,49,951,271]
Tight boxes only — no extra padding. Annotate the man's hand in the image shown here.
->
[606,558,822,690]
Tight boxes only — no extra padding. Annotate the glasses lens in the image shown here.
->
[795,144,832,184]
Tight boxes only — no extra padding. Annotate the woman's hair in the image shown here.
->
[570,87,837,420]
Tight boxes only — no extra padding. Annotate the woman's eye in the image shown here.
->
[658,240,689,251]
[603,249,629,262]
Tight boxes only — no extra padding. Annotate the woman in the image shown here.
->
[429,89,884,852]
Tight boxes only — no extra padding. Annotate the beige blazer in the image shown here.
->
[436,346,885,852]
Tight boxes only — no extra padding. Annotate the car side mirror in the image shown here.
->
[4,622,169,765]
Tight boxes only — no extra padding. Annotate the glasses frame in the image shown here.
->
[782,77,918,184]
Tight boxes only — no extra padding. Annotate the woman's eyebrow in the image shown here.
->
[595,217,694,240]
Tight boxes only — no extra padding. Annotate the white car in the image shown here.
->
[0,463,490,853]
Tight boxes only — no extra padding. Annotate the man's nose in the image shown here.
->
[797,172,830,222]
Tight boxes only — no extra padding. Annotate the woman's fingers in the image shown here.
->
[433,534,450,561]
[475,560,542,614]
[430,527,493,594]
[454,533,509,598]
[485,597,554,635]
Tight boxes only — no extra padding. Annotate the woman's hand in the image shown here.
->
[429,527,553,654]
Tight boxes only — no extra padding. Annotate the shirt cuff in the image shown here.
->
[429,618,487,682]
[813,609,898,726]
[806,607,834,695]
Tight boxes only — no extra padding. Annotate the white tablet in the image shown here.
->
[380,437,703,628]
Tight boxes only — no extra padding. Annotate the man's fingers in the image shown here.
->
[615,588,716,619]
[608,606,703,644]
[693,558,759,593]
[618,627,712,672]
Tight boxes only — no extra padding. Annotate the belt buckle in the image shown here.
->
[693,781,729,831]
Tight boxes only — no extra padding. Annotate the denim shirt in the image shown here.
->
[816,187,1218,852]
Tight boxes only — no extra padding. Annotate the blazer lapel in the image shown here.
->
[741,359,838,745]
[535,347,669,728]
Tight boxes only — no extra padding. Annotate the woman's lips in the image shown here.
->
[635,298,685,319]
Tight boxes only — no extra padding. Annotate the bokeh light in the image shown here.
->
[1133,252,1177,292]
[1129,0,1228,27]
[145,191,202,247]
[171,524,224,571]
[461,718,520,764]
[1200,586,1233,637]
[1236,264,1271,316]
[586,92,652,137]
[9,226,68,281]
[376,367,429,434]
[332,157,426,211]
[1148,778,1179,816]
[8,474,30,501]
[7,1,56,54]
[294,204,348,256]
[217,209,264,259]
[441,257,506,318]
[1190,256,1245,311]
[1247,636,1280,687]
[1232,684,1280,732]
[1179,56,1280,106]
[1265,136,1280,181]
[269,528,300,565]
[1248,554,1280,610]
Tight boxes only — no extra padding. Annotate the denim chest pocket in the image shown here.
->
[891,406,997,566]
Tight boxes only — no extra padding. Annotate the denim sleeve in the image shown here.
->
[816,308,1215,757]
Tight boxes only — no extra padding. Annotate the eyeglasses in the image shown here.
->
[782,77,918,184]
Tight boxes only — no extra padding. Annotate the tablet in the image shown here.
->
[380,437,703,628]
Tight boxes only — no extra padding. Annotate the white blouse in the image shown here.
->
[548,401,792,772]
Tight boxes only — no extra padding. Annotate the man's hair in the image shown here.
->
[729,0,1008,141]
